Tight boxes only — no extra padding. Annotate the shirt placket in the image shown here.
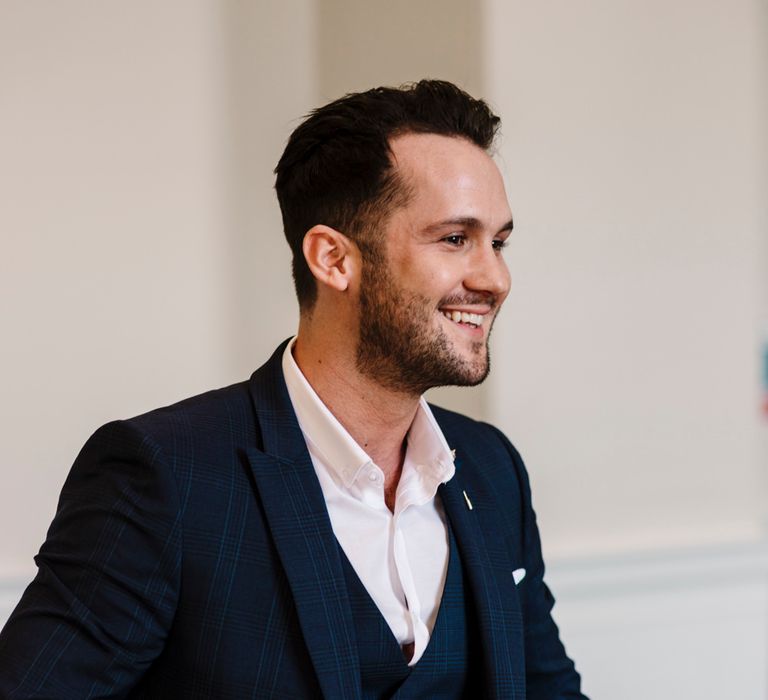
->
[392,502,431,663]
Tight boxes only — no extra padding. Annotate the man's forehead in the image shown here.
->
[386,132,510,219]
[388,133,501,188]
[388,131,486,165]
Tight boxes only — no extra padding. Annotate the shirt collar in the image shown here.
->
[281,337,455,490]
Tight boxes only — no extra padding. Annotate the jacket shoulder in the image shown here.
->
[121,379,257,447]
[429,403,521,460]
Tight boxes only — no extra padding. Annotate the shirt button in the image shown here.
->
[368,471,379,482]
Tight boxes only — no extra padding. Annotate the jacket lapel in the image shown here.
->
[439,449,524,700]
[245,343,361,699]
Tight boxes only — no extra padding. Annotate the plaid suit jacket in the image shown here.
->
[0,342,585,699]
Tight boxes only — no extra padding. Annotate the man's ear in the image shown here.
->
[302,225,357,293]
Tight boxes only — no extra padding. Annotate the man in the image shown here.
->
[0,80,586,698]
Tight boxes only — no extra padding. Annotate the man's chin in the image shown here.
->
[436,352,490,388]
[453,365,491,387]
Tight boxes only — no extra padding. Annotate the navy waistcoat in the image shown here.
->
[339,520,483,699]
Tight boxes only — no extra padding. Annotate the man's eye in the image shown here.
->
[492,239,509,251]
[443,234,466,246]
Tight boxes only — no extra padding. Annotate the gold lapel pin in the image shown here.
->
[462,490,473,511]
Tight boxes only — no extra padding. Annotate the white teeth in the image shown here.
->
[442,310,484,327]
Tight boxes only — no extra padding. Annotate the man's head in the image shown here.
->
[274,79,501,312]
[354,132,512,394]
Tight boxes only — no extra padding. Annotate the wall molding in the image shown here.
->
[0,574,31,628]
[545,538,768,600]
[544,538,768,700]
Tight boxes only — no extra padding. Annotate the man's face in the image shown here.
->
[355,133,512,396]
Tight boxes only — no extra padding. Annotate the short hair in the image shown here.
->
[274,79,501,310]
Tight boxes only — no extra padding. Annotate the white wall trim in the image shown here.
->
[0,575,30,629]
[546,538,768,600]
[544,539,768,700]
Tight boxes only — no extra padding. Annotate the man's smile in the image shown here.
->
[440,310,485,328]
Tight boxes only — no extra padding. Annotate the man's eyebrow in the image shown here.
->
[498,218,515,233]
[423,217,514,234]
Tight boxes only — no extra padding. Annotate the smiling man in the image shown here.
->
[0,80,586,699]
[351,132,512,394]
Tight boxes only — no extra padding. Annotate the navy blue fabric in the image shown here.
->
[341,521,482,700]
[0,341,587,699]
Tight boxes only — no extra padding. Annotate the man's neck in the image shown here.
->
[292,330,420,499]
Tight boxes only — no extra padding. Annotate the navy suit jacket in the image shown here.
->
[0,342,585,699]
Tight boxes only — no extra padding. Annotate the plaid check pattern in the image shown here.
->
[0,341,586,699]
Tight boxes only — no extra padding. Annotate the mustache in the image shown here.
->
[438,293,498,308]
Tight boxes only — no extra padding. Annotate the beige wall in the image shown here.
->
[219,0,316,374]
[485,0,768,557]
[317,0,483,99]
[0,1,313,575]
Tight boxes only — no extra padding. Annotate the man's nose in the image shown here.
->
[463,245,511,299]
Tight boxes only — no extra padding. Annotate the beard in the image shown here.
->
[355,256,495,396]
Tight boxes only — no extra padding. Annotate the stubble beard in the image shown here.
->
[355,257,494,396]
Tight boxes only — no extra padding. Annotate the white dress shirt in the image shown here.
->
[281,338,456,665]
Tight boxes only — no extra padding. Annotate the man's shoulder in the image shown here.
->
[428,402,527,486]
[79,341,285,472]
[129,379,254,431]
[428,402,517,455]
[116,342,288,447]
[429,402,486,428]
[83,378,261,467]
[429,404,532,534]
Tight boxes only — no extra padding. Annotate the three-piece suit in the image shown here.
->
[0,342,584,698]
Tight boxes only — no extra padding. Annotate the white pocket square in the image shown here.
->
[512,568,526,585]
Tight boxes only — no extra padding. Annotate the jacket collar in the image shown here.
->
[245,340,362,699]
[245,341,522,698]
[437,440,525,698]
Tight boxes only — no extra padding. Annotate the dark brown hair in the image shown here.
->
[274,79,501,310]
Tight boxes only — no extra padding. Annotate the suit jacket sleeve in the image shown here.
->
[0,420,181,699]
[486,423,589,700]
